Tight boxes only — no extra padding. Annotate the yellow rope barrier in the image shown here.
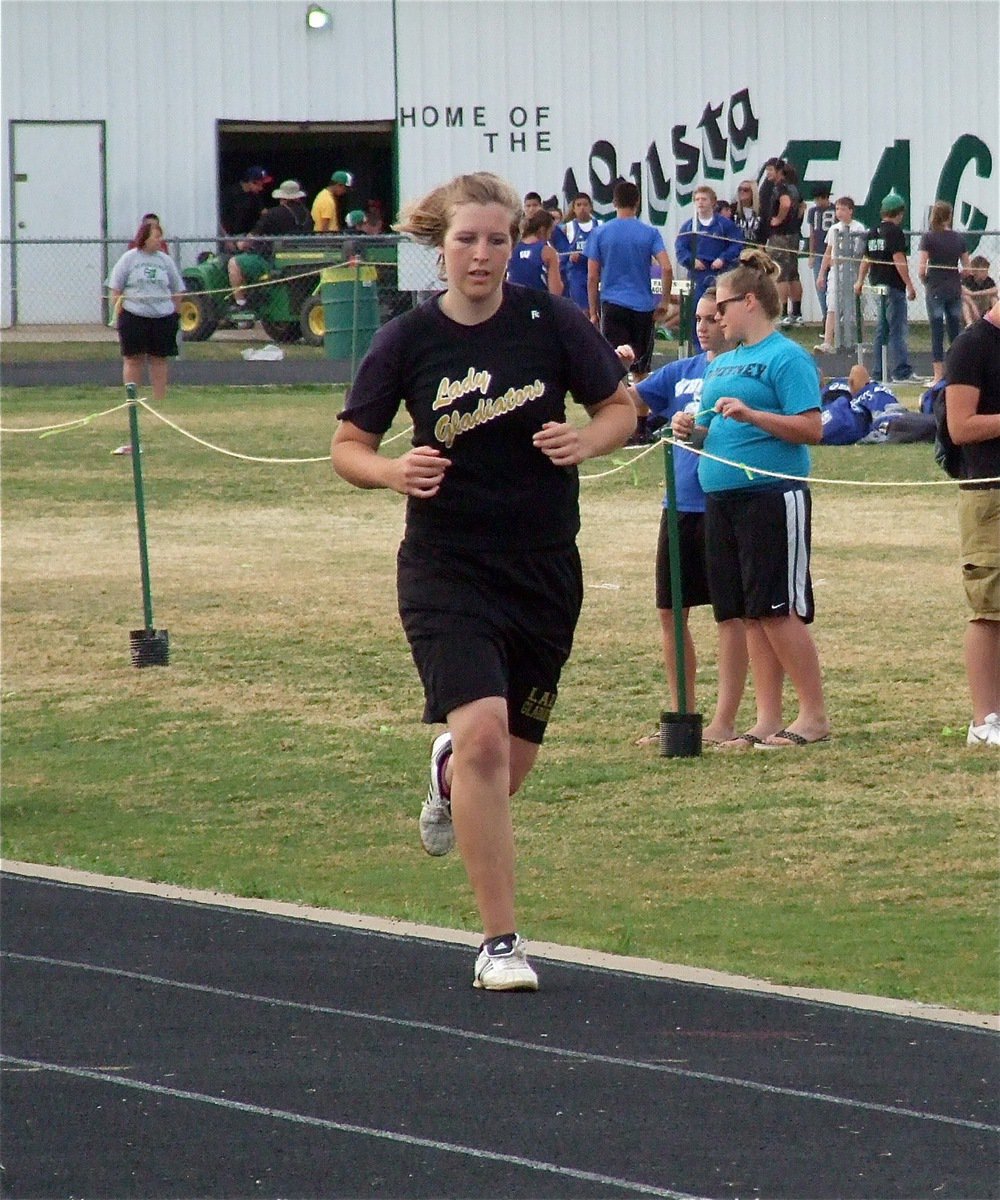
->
[0,402,131,436]
[4,395,995,487]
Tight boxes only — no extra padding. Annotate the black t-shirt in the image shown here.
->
[944,317,1000,485]
[772,182,801,236]
[340,283,626,550]
[220,183,265,236]
[246,202,311,257]
[866,221,909,290]
[757,178,775,240]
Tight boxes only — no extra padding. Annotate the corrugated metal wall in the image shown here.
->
[0,0,396,239]
[394,0,999,240]
[1,0,997,256]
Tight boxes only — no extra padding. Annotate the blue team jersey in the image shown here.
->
[506,239,548,290]
[674,214,743,273]
[636,352,712,512]
[698,333,820,494]
[584,217,665,312]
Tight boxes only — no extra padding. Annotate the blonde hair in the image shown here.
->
[693,185,718,204]
[929,200,953,231]
[395,172,522,246]
[717,247,782,318]
[735,179,759,213]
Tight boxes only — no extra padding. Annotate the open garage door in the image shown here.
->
[217,120,396,230]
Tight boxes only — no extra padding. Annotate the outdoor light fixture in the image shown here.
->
[306,4,331,29]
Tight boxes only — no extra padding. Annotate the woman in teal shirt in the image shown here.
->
[675,248,830,750]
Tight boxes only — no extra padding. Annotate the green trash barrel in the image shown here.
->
[321,264,380,359]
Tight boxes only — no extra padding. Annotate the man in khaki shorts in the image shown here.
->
[944,298,1000,746]
[766,160,804,326]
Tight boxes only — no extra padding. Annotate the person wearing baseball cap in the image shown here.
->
[311,169,354,233]
[228,180,312,306]
[855,187,917,382]
[219,166,274,243]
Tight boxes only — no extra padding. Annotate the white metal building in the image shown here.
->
[2,0,998,324]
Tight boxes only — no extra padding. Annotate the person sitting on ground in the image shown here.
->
[962,255,998,325]
[228,180,312,307]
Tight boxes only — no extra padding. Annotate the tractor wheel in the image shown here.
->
[299,294,324,346]
[178,282,218,341]
[260,318,302,344]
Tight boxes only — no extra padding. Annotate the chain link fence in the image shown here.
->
[2,230,996,344]
[0,234,442,338]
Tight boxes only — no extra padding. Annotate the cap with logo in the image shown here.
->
[242,165,273,184]
[330,170,354,186]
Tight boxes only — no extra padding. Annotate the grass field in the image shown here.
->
[2,383,997,1013]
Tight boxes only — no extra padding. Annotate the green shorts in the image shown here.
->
[958,486,1000,619]
[233,252,270,284]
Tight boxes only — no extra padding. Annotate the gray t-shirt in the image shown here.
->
[108,249,184,317]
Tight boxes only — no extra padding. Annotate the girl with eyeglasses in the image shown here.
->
[674,248,830,751]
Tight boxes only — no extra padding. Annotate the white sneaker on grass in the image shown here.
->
[967,712,1000,747]
[419,732,454,855]
[473,934,539,991]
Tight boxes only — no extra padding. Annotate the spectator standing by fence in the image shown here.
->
[815,196,867,353]
[219,166,272,248]
[675,185,743,341]
[506,210,563,295]
[919,200,972,384]
[855,189,917,382]
[768,161,805,326]
[586,179,673,442]
[563,192,596,310]
[312,170,354,234]
[732,179,763,247]
[108,217,184,403]
[944,299,1000,747]
[805,187,836,322]
[685,248,829,751]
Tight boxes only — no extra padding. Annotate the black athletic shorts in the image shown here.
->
[118,308,180,358]
[600,302,656,374]
[655,509,712,610]
[704,485,815,623]
[397,538,584,745]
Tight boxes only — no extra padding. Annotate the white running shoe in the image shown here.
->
[967,712,1000,747]
[419,732,454,855]
[473,935,539,991]
[814,342,834,354]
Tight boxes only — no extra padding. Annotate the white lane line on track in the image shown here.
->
[2,1054,703,1200]
[4,861,993,1031]
[5,952,998,1135]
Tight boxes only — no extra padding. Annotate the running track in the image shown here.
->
[1,863,997,1199]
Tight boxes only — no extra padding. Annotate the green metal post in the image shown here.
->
[662,436,688,713]
[126,386,155,631]
[350,258,361,382]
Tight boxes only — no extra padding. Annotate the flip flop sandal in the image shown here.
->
[754,728,831,749]
[715,732,765,751]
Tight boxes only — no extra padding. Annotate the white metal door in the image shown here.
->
[11,122,106,323]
